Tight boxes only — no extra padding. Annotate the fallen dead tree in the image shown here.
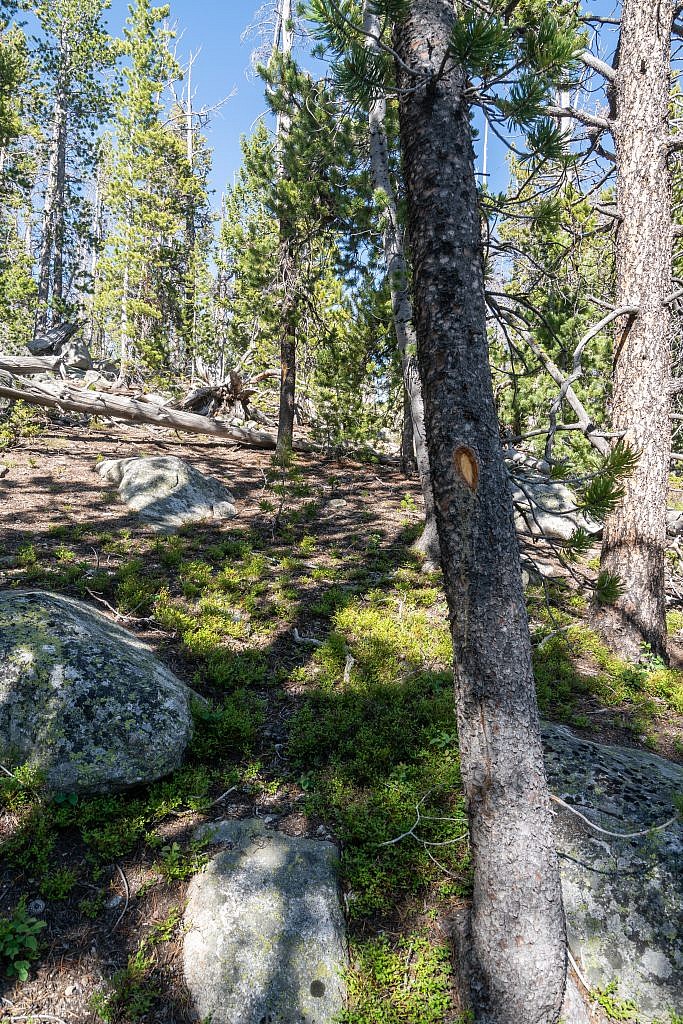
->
[0,355,64,375]
[178,369,279,425]
[0,374,312,451]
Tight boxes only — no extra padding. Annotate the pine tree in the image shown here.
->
[30,0,116,332]
[0,7,36,351]
[309,1,581,1020]
[96,0,212,382]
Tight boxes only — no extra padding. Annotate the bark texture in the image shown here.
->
[394,3,566,1022]
[363,1,440,562]
[274,0,297,459]
[597,0,673,660]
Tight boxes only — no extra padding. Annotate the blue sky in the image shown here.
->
[97,1,618,206]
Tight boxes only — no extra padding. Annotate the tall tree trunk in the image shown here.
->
[394,3,566,1022]
[401,384,417,477]
[597,0,673,660]
[88,157,105,356]
[363,1,440,564]
[119,256,130,383]
[37,64,68,333]
[185,58,198,376]
[274,0,297,459]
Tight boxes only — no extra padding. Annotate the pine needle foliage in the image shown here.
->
[578,441,640,521]
[306,0,581,163]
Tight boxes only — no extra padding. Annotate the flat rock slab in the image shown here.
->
[0,591,195,793]
[542,723,683,1022]
[96,456,236,533]
[184,819,347,1024]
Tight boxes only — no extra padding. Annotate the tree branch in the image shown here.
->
[577,50,616,82]
[546,104,613,131]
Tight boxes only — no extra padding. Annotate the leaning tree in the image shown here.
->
[309,1,583,1021]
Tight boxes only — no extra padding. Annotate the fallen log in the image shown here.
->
[0,376,312,451]
[0,355,63,375]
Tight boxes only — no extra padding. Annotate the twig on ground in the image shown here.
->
[170,785,239,817]
[550,794,678,839]
[567,947,593,997]
[110,864,130,933]
[292,627,324,647]
[1,1001,70,1023]
[378,793,468,848]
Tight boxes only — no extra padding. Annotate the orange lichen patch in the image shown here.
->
[453,446,479,492]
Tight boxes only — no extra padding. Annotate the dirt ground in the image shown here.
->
[0,421,430,1024]
[0,418,680,1024]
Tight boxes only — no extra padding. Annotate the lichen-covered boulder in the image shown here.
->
[511,478,598,542]
[184,818,347,1024]
[542,723,683,1023]
[96,456,236,533]
[0,591,196,794]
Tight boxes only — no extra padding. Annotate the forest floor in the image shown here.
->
[0,417,681,1024]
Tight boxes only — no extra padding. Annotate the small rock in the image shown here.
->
[27,898,46,915]
[327,498,348,509]
[105,895,123,910]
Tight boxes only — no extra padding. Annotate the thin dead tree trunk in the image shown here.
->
[401,385,417,477]
[596,0,674,660]
[37,49,68,334]
[274,0,297,459]
[88,157,105,357]
[394,3,566,1022]
[363,0,440,563]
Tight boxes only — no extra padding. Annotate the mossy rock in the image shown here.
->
[0,590,196,794]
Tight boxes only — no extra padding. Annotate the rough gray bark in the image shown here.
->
[394,3,566,1022]
[596,0,673,660]
[363,1,440,562]
[274,0,297,459]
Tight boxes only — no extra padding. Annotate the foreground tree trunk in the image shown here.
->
[596,0,673,660]
[363,1,440,563]
[394,3,566,1022]
[274,0,297,459]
